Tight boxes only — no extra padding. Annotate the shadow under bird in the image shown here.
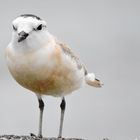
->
[6,14,103,138]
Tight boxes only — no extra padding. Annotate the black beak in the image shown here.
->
[18,31,29,42]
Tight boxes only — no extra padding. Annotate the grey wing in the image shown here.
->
[56,40,87,75]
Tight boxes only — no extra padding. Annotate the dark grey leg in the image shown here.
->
[37,97,44,138]
[58,97,66,138]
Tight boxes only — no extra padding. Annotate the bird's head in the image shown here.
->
[12,14,47,43]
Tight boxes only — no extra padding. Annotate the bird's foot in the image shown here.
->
[58,136,64,140]
[38,134,43,138]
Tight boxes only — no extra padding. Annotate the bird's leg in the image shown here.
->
[37,96,44,138]
[58,97,66,138]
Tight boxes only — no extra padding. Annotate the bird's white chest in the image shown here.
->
[6,44,84,96]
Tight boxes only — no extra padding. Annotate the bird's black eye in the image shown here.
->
[36,24,42,30]
[13,25,17,31]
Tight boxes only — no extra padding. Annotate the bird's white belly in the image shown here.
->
[6,46,85,97]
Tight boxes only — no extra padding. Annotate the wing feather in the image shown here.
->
[55,39,87,75]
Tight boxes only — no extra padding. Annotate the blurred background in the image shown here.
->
[0,0,140,140]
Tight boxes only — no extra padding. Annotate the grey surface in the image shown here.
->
[0,0,140,140]
[0,135,84,140]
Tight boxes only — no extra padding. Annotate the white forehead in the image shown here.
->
[12,16,46,27]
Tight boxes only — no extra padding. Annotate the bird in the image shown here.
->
[6,14,103,138]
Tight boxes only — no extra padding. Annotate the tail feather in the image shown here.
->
[85,73,103,88]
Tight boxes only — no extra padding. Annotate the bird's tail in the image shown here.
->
[85,73,103,88]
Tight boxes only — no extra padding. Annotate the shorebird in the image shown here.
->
[6,14,103,138]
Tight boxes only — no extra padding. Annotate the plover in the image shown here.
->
[6,14,103,138]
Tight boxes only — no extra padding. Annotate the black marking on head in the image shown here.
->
[20,14,41,20]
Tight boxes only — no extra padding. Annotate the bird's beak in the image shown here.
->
[18,31,29,42]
